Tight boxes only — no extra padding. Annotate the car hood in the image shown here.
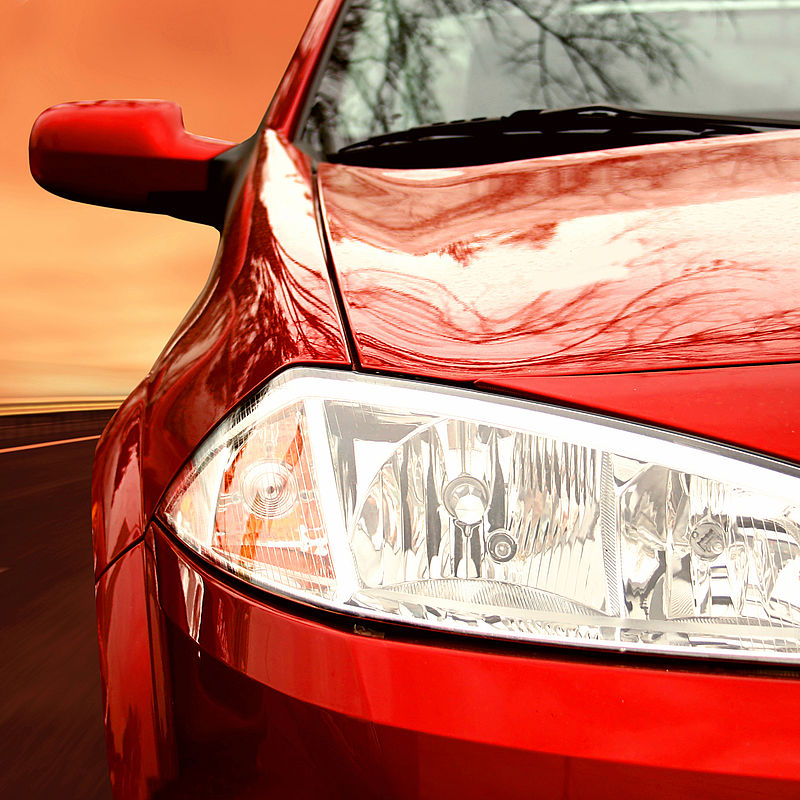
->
[317,130,800,381]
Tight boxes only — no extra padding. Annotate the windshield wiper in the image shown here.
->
[337,104,800,156]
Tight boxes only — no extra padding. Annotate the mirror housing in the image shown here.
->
[29,100,245,229]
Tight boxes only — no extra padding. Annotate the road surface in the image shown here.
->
[0,414,113,799]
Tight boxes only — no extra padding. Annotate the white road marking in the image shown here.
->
[0,434,102,455]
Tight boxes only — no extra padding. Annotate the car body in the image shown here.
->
[30,0,800,797]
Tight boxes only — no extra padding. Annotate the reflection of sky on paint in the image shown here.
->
[333,191,800,322]
[260,130,323,272]
[334,212,637,298]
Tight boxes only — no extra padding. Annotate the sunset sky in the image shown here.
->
[1,0,317,400]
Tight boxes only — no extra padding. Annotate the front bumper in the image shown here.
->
[96,523,800,799]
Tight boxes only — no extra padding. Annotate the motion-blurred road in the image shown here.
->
[0,414,114,799]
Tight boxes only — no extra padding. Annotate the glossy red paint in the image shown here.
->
[117,525,800,798]
[91,383,146,577]
[480,363,800,466]
[265,0,345,138]
[30,100,233,210]
[156,622,800,799]
[96,540,173,799]
[318,130,800,380]
[91,129,350,576]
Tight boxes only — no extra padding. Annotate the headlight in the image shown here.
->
[161,367,800,663]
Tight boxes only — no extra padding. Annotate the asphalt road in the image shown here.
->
[0,430,112,799]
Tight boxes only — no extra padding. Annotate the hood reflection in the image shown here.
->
[319,130,800,378]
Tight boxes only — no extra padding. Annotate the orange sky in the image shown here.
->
[1,0,318,400]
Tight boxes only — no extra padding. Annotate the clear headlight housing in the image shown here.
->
[161,367,800,662]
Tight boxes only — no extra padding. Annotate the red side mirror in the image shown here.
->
[30,100,242,227]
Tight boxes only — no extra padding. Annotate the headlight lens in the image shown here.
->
[162,367,800,662]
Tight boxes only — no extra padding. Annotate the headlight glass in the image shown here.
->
[162,367,800,662]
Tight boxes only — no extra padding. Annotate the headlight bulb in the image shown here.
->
[689,515,727,560]
[487,529,517,563]
[443,475,489,525]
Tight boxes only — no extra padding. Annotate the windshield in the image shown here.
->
[302,0,800,156]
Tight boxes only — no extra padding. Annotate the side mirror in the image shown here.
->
[29,100,248,229]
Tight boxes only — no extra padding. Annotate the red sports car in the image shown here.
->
[30,1,800,797]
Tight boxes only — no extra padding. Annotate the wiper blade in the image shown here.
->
[337,104,800,154]
[515,104,800,134]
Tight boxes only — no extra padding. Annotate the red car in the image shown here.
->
[30,1,800,797]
